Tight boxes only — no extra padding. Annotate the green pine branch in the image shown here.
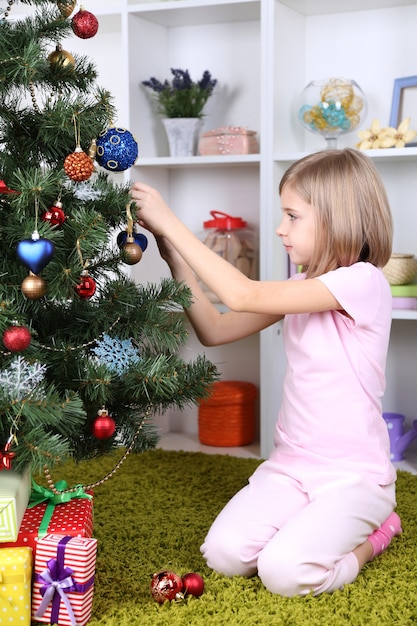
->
[0,1,219,476]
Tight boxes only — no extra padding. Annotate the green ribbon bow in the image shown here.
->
[28,480,92,538]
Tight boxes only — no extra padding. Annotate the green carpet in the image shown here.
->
[41,448,417,626]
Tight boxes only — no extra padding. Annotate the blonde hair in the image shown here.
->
[279,148,393,278]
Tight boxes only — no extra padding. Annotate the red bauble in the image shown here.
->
[2,326,32,352]
[41,201,66,226]
[181,572,205,598]
[150,571,184,604]
[72,8,99,39]
[91,413,116,440]
[74,274,96,300]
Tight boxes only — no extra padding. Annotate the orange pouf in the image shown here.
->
[198,381,258,447]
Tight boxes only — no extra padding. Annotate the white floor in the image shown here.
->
[157,432,417,473]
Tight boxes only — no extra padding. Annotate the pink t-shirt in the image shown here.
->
[270,262,396,488]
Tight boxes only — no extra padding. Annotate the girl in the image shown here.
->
[131,148,402,597]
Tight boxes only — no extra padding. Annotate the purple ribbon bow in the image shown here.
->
[35,536,94,626]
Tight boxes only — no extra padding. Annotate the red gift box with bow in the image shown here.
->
[1,481,93,557]
[32,534,97,626]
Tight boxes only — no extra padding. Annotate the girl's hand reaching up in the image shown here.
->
[130,182,176,237]
[130,180,256,312]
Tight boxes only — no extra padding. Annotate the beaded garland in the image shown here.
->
[43,403,153,495]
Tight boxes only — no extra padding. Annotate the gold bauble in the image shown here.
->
[123,242,143,265]
[57,0,77,18]
[48,44,75,69]
[21,274,47,300]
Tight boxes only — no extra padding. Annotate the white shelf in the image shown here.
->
[275,147,417,163]
[135,154,260,168]
[128,0,260,25]
[278,0,417,16]
[158,432,417,476]
[158,432,261,458]
[392,310,417,321]
[360,147,417,162]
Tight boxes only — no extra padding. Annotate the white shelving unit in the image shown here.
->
[125,0,264,440]
[264,0,417,458]
[15,0,417,458]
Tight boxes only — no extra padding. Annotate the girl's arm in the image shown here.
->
[131,183,340,316]
[154,235,283,346]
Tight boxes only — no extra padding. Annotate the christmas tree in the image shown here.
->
[0,0,218,480]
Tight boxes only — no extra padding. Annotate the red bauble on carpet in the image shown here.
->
[182,572,205,597]
[150,571,184,603]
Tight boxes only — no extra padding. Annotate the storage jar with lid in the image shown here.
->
[198,211,257,303]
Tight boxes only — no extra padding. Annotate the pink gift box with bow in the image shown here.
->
[32,534,97,626]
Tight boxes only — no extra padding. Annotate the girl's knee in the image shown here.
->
[257,548,321,597]
[258,558,302,596]
[201,530,257,578]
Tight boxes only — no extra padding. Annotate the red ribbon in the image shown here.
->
[0,180,19,194]
[0,442,16,470]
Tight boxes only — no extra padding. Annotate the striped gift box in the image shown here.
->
[0,468,31,543]
[32,534,97,626]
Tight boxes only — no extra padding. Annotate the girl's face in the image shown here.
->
[276,184,316,267]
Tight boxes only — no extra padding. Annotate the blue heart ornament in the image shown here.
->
[17,238,55,274]
[117,231,148,252]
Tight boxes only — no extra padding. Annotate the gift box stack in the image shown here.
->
[0,469,97,625]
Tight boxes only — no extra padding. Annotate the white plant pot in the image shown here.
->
[162,118,202,157]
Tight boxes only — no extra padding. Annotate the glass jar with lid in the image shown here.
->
[197,211,257,303]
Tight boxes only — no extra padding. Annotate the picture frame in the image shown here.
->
[389,75,417,146]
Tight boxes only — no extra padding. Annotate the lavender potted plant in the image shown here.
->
[142,68,217,156]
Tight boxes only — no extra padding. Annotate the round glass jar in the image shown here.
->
[198,211,257,303]
[298,77,367,149]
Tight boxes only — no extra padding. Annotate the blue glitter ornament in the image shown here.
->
[96,127,138,171]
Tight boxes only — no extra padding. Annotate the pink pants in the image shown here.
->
[200,459,396,597]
